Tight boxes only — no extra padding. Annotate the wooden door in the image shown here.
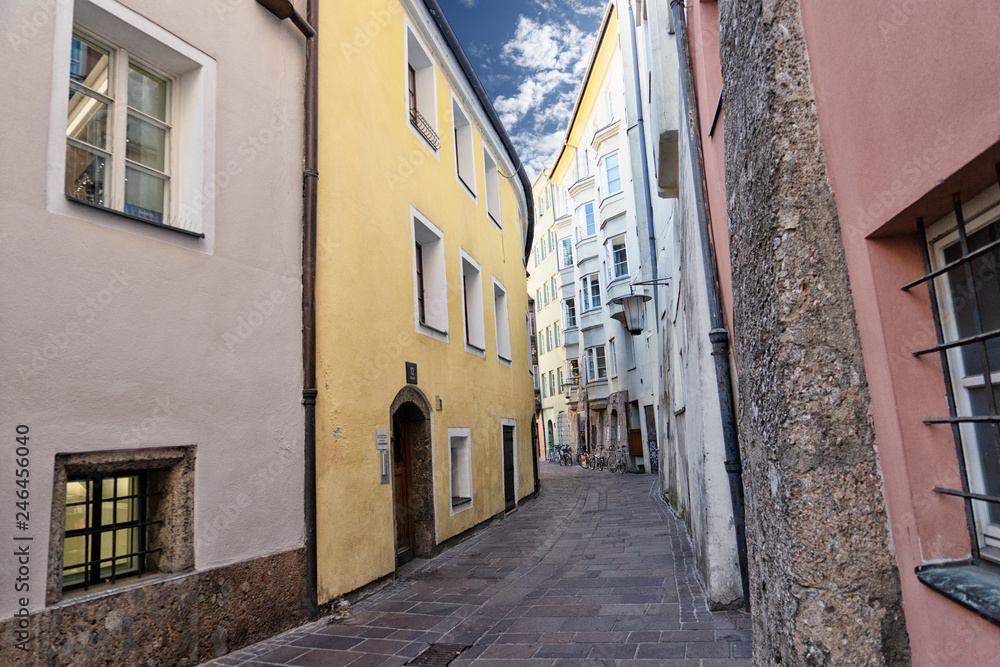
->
[627,404,644,457]
[502,425,516,511]
[393,412,414,565]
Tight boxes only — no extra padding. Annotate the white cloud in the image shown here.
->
[459,0,478,6]
[514,129,566,181]
[533,0,605,17]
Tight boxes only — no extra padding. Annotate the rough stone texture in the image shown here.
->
[389,386,437,559]
[717,0,911,664]
[1,548,305,666]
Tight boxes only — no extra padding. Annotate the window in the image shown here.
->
[569,358,581,383]
[561,238,573,267]
[412,210,448,338]
[608,235,629,280]
[52,447,194,600]
[549,230,557,253]
[557,368,564,393]
[525,311,533,373]
[603,152,622,195]
[452,99,475,196]
[919,185,1000,559]
[578,202,596,238]
[540,235,547,260]
[586,346,607,382]
[609,338,618,378]
[461,251,485,353]
[549,371,556,396]
[581,273,601,311]
[494,279,512,363]
[449,429,473,512]
[623,329,636,369]
[534,244,540,267]
[484,146,501,226]
[554,322,561,348]
[536,288,542,309]
[66,30,176,229]
[550,277,558,301]
[542,380,547,398]
[606,87,614,124]
[574,147,590,182]
[407,26,438,150]
[546,326,553,352]
[565,298,577,328]
[543,283,550,306]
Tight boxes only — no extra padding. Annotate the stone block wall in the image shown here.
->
[717,0,910,663]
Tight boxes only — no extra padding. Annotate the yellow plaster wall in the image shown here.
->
[552,7,619,186]
[315,0,536,602]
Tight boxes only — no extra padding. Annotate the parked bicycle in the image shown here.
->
[589,444,606,471]
[554,443,574,466]
[577,448,590,469]
[607,443,628,473]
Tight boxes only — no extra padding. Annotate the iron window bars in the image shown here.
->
[63,470,162,591]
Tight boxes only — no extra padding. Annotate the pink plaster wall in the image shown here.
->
[686,2,736,338]
[800,0,1000,661]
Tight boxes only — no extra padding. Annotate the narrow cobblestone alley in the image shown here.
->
[203,465,751,667]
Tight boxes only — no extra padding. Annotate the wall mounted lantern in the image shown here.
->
[609,277,671,335]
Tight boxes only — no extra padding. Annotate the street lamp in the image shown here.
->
[609,278,671,335]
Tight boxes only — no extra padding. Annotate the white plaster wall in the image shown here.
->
[0,0,306,618]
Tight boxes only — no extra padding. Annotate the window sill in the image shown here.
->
[498,356,512,367]
[55,569,191,608]
[465,342,486,357]
[916,559,1000,627]
[458,175,477,201]
[451,496,471,507]
[488,212,502,231]
[66,195,205,238]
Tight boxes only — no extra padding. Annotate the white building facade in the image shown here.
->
[0,0,310,662]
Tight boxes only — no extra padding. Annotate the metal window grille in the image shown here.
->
[62,470,162,591]
[902,164,1000,560]
[410,108,439,151]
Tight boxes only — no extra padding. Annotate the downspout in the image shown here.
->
[626,1,659,316]
[254,0,319,621]
[669,0,749,609]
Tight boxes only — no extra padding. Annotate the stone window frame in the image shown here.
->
[48,446,194,605]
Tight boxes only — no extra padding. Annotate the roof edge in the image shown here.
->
[420,0,535,266]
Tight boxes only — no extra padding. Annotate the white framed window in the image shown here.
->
[540,235,547,259]
[542,380,547,398]
[554,322,561,348]
[452,97,476,197]
[549,371,556,396]
[546,326,553,352]
[406,24,439,152]
[561,238,573,267]
[557,367,564,392]
[543,283,550,306]
[550,276,558,300]
[574,147,590,182]
[607,235,629,280]
[448,429,473,513]
[483,145,501,227]
[460,250,485,354]
[412,208,448,340]
[586,345,607,382]
[525,311,532,374]
[533,244,540,267]
[568,358,580,383]
[609,338,618,378]
[536,288,542,310]
[577,202,596,238]
[565,298,577,328]
[927,185,1000,557]
[50,0,216,240]
[493,278,512,364]
[581,273,601,311]
[623,329,636,370]
[603,152,622,196]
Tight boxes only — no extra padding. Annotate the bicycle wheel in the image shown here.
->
[578,452,588,468]
[597,455,604,471]
[619,453,627,473]
[588,453,596,470]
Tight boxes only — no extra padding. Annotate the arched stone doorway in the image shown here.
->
[389,386,435,565]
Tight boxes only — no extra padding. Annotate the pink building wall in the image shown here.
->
[800,0,1000,662]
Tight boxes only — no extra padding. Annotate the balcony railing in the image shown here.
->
[410,108,439,150]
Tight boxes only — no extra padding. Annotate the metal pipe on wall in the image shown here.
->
[669,0,749,610]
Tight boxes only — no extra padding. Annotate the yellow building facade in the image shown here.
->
[316,0,536,603]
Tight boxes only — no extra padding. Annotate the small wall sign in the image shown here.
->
[375,430,389,450]
[406,362,418,384]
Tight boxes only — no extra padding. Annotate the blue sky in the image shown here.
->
[437,0,606,180]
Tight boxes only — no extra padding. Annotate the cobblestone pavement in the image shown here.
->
[202,464,751,666]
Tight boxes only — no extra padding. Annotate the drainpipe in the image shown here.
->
[254,0,319,621]
[626,1,659,317]
[669,0,749,610]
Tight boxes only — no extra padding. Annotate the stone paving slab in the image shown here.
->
[201,465,751,666]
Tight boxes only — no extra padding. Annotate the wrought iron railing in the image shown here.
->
[410,108,439,150]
